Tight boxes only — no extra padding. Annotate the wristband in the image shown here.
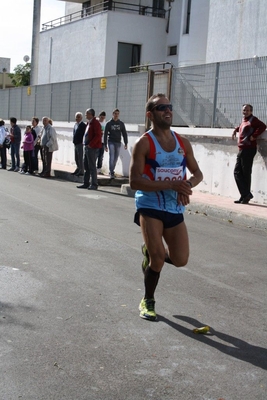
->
[186,180,193,188]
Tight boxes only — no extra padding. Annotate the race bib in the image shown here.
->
[155,166,183,181]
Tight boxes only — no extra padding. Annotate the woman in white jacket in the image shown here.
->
[40,117,59,178]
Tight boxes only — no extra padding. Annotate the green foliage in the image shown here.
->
[8,63,31,87]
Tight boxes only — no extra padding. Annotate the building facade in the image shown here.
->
[30,0,267,85]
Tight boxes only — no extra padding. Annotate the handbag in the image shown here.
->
[4,137,11,149]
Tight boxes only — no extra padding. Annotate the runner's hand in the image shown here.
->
[178,193,190,206]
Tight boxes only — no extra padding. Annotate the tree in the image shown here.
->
[8,63,31,87]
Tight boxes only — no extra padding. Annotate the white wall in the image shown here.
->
[177,0,209,67]
[206,0,267,63]
[39,123,267,205]
[104,12,167,76]
[38,10,167,84]
[38,13,108,84]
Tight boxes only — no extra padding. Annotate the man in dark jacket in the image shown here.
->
[77,109,102,190]
[72,112,86,176]
[8,117,21,172]
[232,104,266,204]
[104,109,128,178]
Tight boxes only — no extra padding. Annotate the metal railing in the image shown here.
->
[1,57,267,129]
[42,1,166,31]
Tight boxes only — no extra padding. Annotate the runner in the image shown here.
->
[129,93,203,320]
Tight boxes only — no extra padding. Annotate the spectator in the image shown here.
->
[77,108,102,190]
[40,117,59,178]
[232,104,266,204]
[32,117,42,172]
[96,111,106,174]
[72,112,86,176]
[8,117,21,172]
[0,119,7,169]
[104,109,128,179]
[20,125,34,175]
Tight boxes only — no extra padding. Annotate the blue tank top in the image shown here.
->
[135,130,187,214]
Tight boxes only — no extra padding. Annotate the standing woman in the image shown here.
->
[40,117,58,178]
[0,119,7,169]
[32,117,42,172]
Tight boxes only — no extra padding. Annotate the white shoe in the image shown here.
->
[20,170,25,174]
[14,167,20,172]
[25,172,30,175]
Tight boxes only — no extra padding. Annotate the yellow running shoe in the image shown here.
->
[139,298,156,321]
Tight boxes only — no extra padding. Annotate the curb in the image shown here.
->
[53,174,267,231]
[53,170,129,187]
[120,184,267,231]
[186,202,267,231]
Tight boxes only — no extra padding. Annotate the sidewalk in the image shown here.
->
[6,156,267,231]
[51,161,267,231]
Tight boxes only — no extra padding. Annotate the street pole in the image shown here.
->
[30,0,41,85]
[2,68,7,89]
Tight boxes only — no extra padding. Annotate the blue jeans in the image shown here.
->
[108,141,121,176]
[11,142,21,168]
[97,143,105,169]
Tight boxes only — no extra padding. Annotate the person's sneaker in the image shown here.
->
[14,167,20,172]
[141,243,149,274]
[8,167,14,171]
[20,170,25,174]
[25,172,31,175]
[139,298,156,321]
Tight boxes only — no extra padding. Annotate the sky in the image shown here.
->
[2,0,66,72]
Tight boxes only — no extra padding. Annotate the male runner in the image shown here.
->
[129,93,203,320]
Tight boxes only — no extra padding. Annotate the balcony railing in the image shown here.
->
[42,1,166,31]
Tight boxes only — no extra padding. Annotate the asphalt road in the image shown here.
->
[0,172,266,400]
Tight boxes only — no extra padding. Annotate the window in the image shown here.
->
[82,1,91,17]
[152,0,165,18]
[117,43,141,74]
[169,45,177,56]
[184,0,191,34]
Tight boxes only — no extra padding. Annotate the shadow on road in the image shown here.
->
[0,301,35,329]
[158,314,267,370]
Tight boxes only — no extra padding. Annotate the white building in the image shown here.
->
[34,0,267,84]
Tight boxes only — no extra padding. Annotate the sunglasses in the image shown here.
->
[151,103,173,112]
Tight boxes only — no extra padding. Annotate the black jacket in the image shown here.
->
[73,121,86,145]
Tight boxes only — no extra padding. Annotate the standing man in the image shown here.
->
[104,108,128,179]
[77,108,102,190]
[129,93,203,321]
[232,104,266,204]
[40,117,58,178]
[72,112,86,176]
[8,117,21,172]
[96,111,106,174]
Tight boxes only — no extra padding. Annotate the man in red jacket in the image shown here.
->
[232,104,266,204]
[77,108,102,190]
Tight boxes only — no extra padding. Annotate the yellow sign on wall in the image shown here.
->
[100,78,107,89]
[27,86,31,96]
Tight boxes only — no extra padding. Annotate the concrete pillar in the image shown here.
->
[30,0,41,85]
